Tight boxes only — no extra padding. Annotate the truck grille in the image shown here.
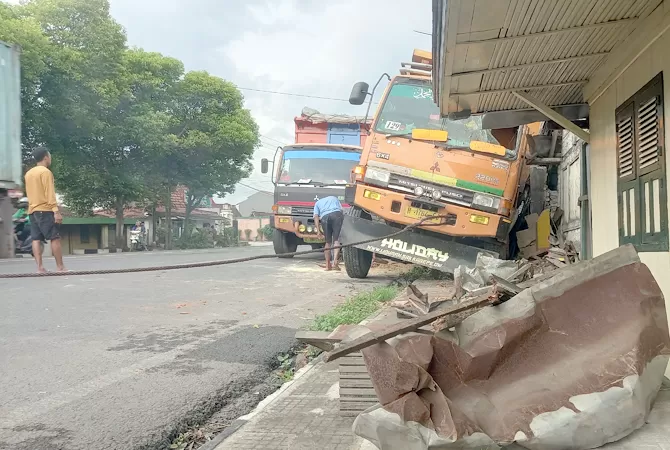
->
[291,206,314,216]
[388,174,474,206]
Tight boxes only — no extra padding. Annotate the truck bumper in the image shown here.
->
[340,214,497,273]
[274,215,325,243]
[353,184,509,239]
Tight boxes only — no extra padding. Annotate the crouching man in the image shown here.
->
[313,196,344,271]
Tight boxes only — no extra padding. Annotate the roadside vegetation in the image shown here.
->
[310,285,399,332]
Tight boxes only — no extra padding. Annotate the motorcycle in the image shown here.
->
[13,219,44,256]
[130,228,148,251]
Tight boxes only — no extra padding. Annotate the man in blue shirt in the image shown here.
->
[314,196,344,271]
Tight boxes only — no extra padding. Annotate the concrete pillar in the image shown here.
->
[0,193,14,258]
[101,225,109,249]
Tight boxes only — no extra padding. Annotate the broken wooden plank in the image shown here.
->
[294,331,341,352]
[490,275,522,295]
[395,308,418,319]
[546,257,567,268]
[509,263,532,282]
[324,291,496,362]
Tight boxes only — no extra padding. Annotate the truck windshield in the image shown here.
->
[374,78,507,155]
[278,150,360,185]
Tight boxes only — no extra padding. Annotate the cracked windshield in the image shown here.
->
[375,79,501,149]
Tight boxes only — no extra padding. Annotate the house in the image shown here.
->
[236,190,274,217]
[57,207,146,255]
[431,0,670,378]
[153,186,224,239]
[210,198,241,227]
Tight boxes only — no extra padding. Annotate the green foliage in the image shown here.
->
[260,224,273,240]
[215,227,239,248]
[0,0,260,249]
[175,229,214,250]
[310,286,398,332]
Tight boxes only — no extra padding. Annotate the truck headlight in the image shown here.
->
[277,206,292,215]
[472,193,500,210]
[364,167,390,186]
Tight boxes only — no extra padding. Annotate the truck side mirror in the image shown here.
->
[349,82,370,105]
[261,158,269,174]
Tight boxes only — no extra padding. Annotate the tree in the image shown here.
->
[1,0,260,252]
[152,71,260,246]
[0,2,54,162]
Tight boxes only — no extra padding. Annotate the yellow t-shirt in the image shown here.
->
[24,165,59,214]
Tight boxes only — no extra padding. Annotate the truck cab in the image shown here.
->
[341,50,540,277]
[262,143,362,256]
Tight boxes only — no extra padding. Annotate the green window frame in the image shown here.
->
[616,72,668,252]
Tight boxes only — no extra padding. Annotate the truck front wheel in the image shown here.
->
[273,229,298,258]
[343,207,373,279]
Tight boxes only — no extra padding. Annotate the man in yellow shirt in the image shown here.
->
[25,147,66,272]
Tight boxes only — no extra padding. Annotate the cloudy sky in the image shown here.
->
[10,0,433,204]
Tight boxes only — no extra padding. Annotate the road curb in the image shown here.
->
[202,357,321,448]
[202,282,405,449]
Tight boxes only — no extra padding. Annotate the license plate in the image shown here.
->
[405,206,442,224]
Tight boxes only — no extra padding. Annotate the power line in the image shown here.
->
[260,134,288,146]
[238,181,274,195]
[238,86,351,102]
[413,30,432,36]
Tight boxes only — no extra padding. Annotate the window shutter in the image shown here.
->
[635,76,667,251]
[616,108,635,182]
[636,93,661,175]
[617,72,667,252]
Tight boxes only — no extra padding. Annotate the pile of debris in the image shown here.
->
[320,245,670,450]
[391,232,581,326]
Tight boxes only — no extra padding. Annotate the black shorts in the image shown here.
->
[322,211,344,244]
[30,212,61,241]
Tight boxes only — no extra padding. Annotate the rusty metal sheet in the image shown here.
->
[353,244,670,449]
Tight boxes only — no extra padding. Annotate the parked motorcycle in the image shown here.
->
[13,219,44,256]
[130,229,148,251]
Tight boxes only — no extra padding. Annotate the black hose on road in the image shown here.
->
[0,215,446,278]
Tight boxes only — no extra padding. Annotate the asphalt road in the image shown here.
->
[0,246,398,450]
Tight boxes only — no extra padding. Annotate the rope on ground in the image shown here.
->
[0,215,448,278]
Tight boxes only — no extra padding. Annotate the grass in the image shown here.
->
[310,285,399,332]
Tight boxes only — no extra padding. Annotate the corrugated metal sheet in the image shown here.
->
[433,0,663,114]
[0,41,21,188]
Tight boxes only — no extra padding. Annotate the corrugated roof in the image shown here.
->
[432,0,663,115]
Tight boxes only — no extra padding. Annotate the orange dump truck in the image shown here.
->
[340,49,543,278]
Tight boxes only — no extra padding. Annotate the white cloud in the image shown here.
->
[218,0,431,202]
[21,0,432,204]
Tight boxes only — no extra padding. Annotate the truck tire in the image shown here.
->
[343,207,373,279]
[273,229,298,258]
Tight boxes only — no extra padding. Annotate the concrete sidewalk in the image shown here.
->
[212,359,373,450]
[211,354,670,450]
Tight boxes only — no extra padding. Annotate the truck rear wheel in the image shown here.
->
[273,229,298,258]
[343,207,373,279]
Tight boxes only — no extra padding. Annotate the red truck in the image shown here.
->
[261,108,370,256]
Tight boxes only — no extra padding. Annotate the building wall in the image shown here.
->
[589,25,670,375]
[60,225,101,254]
[237,217,271,241]
[237,192,274,217]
